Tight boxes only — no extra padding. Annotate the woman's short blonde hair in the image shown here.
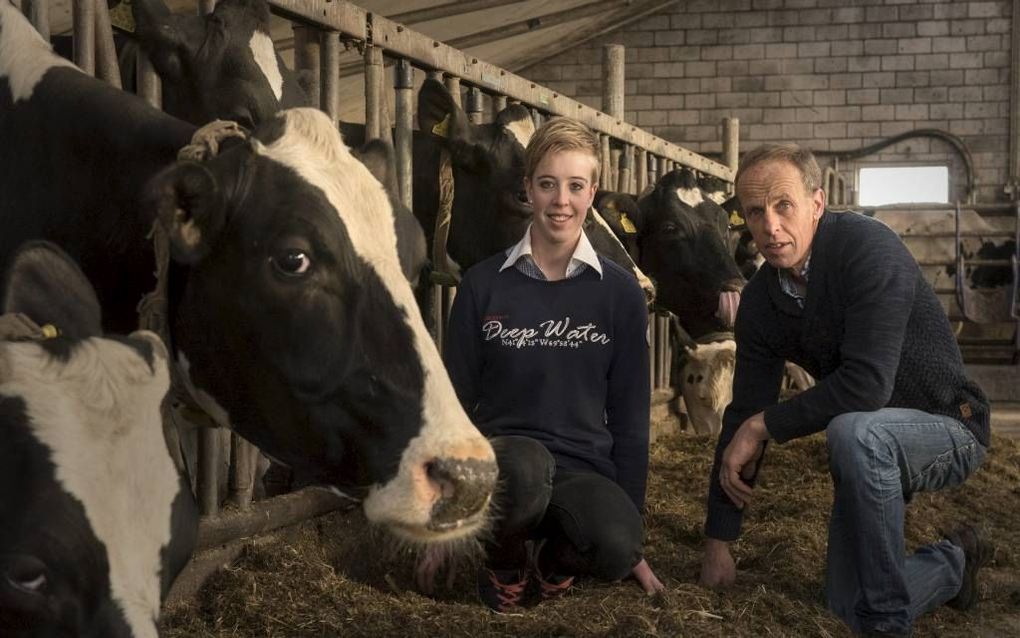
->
[524,117,601,183]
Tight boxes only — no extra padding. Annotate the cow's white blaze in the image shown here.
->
[0,1,76,103]
[0,331,176,638]
[590,206,656,299]
[504,116,535,150]
[248,30,283,101]
[256,108,492,537]
[675,185,705,209]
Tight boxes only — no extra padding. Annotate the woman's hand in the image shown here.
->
[631,558,666,594]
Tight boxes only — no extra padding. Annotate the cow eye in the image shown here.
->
[4,557,48,596]
[270,249,312,277]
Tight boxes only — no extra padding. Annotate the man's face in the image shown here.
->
[736,160,825,273]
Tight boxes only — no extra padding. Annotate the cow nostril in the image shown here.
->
[425,461,456,500]
[425,457,498,527]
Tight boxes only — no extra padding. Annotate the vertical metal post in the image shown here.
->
[531,107,543,131]
[444,75,462,108]
[493,94,508,119]
[365,45,384,141]
[229,435,259,510]
[427,70,444,83]
[617,145,632,194]
[610,147,622,193]
[28,0,49,41]
[648,155,659,189]
[320,32,341,127]
[293,25,321,111]
[394,59,415,211]
[1010,0,1020,198]
[73,0,96,77]
[602,44,625,120]
[136,51,162,108]
[198,428,222,516]
[467,86,484,125]
[94,0,121,89]
[600,135,612,191]
[637,148,648,195]
[657,314,669,390]
[723,117,740,177]
[648,318,656,389]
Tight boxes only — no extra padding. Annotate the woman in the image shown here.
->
[444,116,663,612]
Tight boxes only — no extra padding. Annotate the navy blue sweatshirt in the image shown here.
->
[706,210,990,541]
[444,252,651,510]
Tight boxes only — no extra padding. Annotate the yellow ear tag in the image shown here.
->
[40,324,60,339]
[619,213,638,234]
[109,0,136,34]
[729,210,744,226]
[431,114,451,138]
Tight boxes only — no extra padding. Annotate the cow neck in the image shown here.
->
[429,148,459,287]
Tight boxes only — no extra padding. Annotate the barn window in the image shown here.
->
[857,166,950,206]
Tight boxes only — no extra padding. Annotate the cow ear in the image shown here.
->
[132,0,188,82]
[147,162,227,265]
[2,241,102,340]
[354,139,399,198]
[418,79,473,144]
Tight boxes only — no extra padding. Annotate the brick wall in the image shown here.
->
[521,0,1013,203]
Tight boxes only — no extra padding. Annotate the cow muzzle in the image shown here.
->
[362,435,497,543]
[425,455,499,532]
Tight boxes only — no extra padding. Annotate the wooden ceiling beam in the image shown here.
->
[507,0,683,73]
[446,0,619,51]
[389,0,530,25]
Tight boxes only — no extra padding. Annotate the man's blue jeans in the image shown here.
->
[825,408,986,635]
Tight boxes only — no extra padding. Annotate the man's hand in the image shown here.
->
[699,538,736,588]
[719,412,769,509]
[631,558,666,594]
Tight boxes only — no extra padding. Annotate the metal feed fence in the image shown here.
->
[20,0,737,542]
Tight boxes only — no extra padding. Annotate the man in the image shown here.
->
[699,143,992,636]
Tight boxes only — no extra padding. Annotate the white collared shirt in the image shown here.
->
[499,223,604,281]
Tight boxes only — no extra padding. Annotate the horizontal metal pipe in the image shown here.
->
[196,487,353,550]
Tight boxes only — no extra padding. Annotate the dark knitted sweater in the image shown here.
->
[444,253,651,510]
[706,210,991,541]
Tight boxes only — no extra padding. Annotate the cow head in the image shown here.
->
[145,108,497,542]
[0,241,196,638]
[679,339,735,436]
[416,78,534,269]
[636,168,744,338]
[132,0,306,127]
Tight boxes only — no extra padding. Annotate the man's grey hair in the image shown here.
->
[735,143,822,195]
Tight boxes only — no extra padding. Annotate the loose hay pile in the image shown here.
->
[162,433,1020,637]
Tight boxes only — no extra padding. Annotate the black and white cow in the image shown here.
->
[0,0,496,543]
[595,169,744,339]
[1,241,197,638]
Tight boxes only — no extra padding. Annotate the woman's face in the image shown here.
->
[525,150,598,251]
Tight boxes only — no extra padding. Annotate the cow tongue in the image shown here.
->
[716,290,741,327]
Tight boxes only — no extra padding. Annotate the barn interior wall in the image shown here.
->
[521,0,1013,203]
